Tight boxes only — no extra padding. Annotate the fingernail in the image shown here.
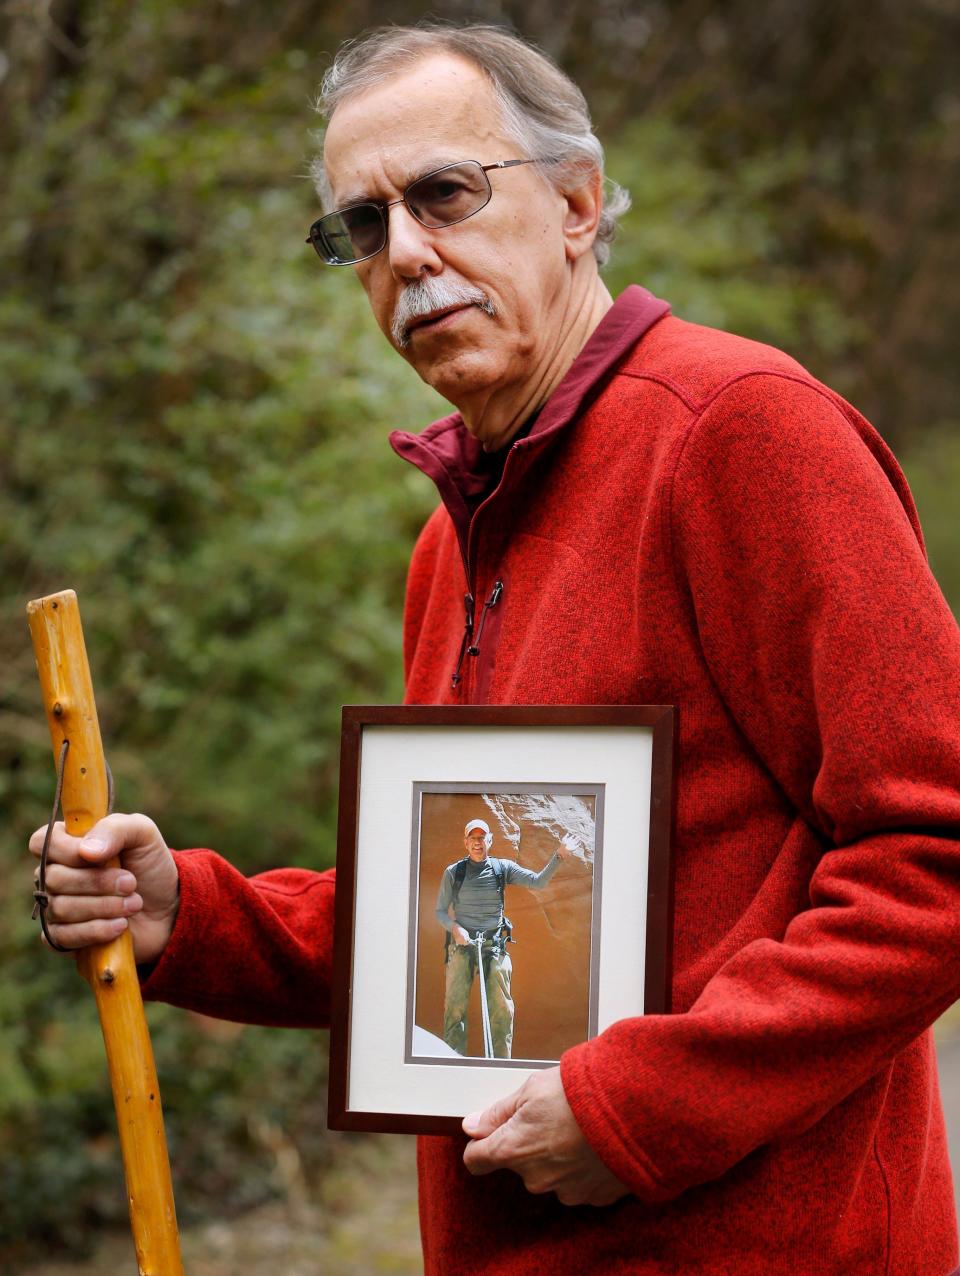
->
[80,837,108,854]
[111,918,128,933]
[116,872,136,893]
[123,893,142,913]
[463,1111,481,1133]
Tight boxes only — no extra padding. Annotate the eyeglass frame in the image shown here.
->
[305,158,551,266]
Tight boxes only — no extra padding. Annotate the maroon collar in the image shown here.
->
[389,285,670,512]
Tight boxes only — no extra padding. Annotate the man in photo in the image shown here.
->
[436,817,570,1058]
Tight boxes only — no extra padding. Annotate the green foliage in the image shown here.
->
[0,32,444,864]
[901,427,960,612]
[1,6,443,1257]
[0,999,332,1260]
[0,0,956,1261]
[605,118,858,358]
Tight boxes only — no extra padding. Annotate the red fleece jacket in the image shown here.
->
[143,287,960,1275]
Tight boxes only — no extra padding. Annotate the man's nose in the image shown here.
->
[386,202,443,280]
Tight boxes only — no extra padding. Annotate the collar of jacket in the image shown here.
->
[389,284,671,568]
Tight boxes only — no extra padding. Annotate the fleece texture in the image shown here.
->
[144,286,960,1275]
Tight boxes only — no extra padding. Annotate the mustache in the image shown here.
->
[391,276,495,348]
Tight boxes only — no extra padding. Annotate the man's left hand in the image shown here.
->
[461,1067,629,1207]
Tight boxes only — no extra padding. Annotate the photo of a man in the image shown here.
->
[410,787,599,1065]
[436,818,572,1059]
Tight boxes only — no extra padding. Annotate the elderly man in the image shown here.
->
[29,21,960,1276]
[437,818,568,1058]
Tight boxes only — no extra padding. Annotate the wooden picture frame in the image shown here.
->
[329,705,675,1135]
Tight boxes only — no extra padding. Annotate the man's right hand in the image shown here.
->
[28,813,180,965]
[451,923,471,946]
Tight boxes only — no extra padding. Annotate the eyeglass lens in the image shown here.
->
[311,161,493,264]
[406,161,491,228]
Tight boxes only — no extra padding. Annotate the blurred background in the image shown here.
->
[1,1,958,1271]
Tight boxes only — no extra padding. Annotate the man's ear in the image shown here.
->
[562,167,604,263]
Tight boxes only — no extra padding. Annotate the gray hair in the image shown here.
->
[311,23,630,267]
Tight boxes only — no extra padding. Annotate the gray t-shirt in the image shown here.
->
[435,854,561,934]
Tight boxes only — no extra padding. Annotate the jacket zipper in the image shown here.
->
[451,592,475,688]
[468,579,503,655]
[451,578,503,690]
[450,441,523,693]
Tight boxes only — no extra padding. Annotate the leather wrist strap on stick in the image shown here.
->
[32,739,114,951]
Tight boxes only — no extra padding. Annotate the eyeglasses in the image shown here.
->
[306,158,546,266]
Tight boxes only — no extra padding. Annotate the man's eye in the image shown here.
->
[343,205,382,230]
[417,179,464,203]
[406,165,488,227]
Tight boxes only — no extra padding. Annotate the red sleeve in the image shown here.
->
[141,849,335,1029]
[560,372,960,1202]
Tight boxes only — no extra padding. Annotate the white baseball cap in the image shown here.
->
[464,819,491,836]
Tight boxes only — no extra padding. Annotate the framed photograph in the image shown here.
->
[329,705,675,1134]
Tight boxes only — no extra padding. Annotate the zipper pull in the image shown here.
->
[451,593,475,688]
[467,579,504,657]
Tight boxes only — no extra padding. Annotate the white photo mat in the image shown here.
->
[347,723,655,1121]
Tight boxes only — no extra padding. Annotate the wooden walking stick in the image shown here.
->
[27,589,183,1276]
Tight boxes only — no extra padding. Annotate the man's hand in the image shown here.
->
[461,1066,629,1207]
[451,923,471,946]
[29,813,180,965]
